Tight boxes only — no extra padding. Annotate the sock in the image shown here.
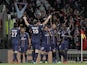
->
[41,54,44,61]
[35,53,38,62]
[13,53,15,62]
[25,54,27,62]
[53,52,56,62]
[20,54,23,63]
[13,53,18,62]
[45,54,48,61]
[58,51,61,61]
[32,51,35,62]
[63,51,67,61]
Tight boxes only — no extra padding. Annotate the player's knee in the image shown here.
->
[14,51,18,53]
[35,49,39,53]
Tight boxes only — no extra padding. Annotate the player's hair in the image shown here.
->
[33,19,38,24]
[20,26,26,29]
[14,22,18,27]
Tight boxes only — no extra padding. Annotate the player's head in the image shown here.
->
[43,25,49,31]
[20,26,26,33]
[52,23,56,29]
[33,19,41,25]
[33,19,38,25]
[14,22,18,27]
[37,20,41,25]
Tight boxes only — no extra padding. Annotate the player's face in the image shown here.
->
[37,21,41,25]
[21,28,25,33]
[52,24,56,29]
[44,26,48,31]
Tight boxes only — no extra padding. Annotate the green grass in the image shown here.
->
[0,63,87,65]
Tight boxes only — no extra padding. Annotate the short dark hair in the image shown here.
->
[14,22,18,27]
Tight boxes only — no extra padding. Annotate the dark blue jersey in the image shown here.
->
[11,27,20,44]
[50,29,57,45]
[59,40,69,50]
[28,25,43,43]
[42,30,51,46]
[20,32,29,47]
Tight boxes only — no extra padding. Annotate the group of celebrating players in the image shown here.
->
[11,14,69,64]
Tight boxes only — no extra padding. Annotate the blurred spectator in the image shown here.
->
[14,2,27,18]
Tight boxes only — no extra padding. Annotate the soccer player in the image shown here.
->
[11,22,20,63]
[58,25,70,63]
[50,24,58,63]
[19,26,31,63]
[40,25,51,63]
[23,15,52,63]
[58,37,69,63]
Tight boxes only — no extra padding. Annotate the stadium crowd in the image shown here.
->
[0,0,87,64]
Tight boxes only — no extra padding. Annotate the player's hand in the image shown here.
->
[23,16,27,20]
[48,15,52,19]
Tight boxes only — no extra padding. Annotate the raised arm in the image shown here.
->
[21,3,28,12]
[23,16,30,26]
[14,2,19,12]
[42,15,52,25]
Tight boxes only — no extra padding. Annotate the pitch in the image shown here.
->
[0,63,87,65]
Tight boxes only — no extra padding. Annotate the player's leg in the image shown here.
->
[24,48,28,63]
[44,52,48,63]
[45,46,49,63]
[48,51,52,63]
[35,44,41,63]
[52,49,57,63]
[40,48,47,63]
[32,45,35,62]
[48,46,52,63]
[40,53,44,62]
[58,50,62,62]
[62,50,67,63]
[51,44,57,63]
[13,51,18,62]
[20,53,23,63]
[40,47,45,62]
[20,47,23,63]
[13,45,18,63]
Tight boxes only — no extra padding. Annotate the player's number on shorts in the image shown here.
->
[12,30,17,37]
[33,29,39,34]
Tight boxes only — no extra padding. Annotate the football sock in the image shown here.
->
[20,54,23,63]
[45,54,48,61]
[41,54,44,61]
[25,54,27,62]
[32,51,35,62]
[35,53,38,62]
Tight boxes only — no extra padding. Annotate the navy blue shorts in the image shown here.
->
[32,42,40,50]
[12,45,19,51]
[41,43,51,52]
[19,47,28,53]
[51,44,57,50]
[12,40,19,51]
[41,46,51,52]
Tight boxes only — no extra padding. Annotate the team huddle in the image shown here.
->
[11,15,69,64]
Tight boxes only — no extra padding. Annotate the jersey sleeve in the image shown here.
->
[39,24,44,31]
[28,24,32,28]
[26,33,29,39]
